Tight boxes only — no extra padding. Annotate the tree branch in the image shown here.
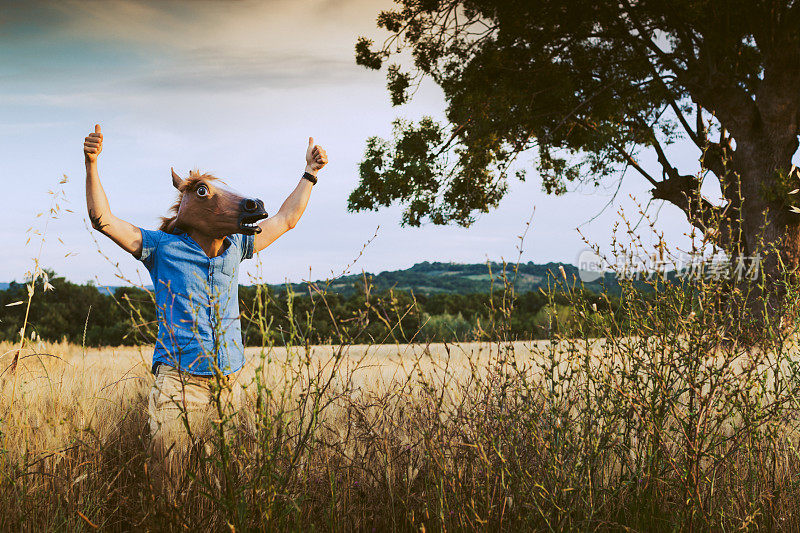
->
[630,117,740,249]
[666,96,700,147]
[611,2,706,153]
[695,103,708,146]
[651,174,740,250]
[620,0,760,140]
[619,0,687,75]
[607,140,659,187]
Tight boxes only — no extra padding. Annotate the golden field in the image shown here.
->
[3,333,800,531]
[0,339,539,464]
[1,339,562,531]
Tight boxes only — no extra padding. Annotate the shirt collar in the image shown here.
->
[178,231,233,258]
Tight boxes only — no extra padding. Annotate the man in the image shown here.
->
[83,124,327,474]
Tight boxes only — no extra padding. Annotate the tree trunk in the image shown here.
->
[729,131,800,332]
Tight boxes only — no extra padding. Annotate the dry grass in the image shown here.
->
[0,339,564,530]
[0,340,541,465]
[3,332,800,531]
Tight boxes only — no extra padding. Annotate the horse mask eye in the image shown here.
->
[196,185,209,197]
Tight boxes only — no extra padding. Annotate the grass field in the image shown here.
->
[0,339,534,466]
[3,331,800,531]
[1,339,563,531]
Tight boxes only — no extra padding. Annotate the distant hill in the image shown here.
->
[0,261,622,297]
[266,261,621,296]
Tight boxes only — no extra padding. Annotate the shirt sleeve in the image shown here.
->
[240,233,255,261]
[137,228,163,270]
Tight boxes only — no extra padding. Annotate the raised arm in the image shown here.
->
[84,124,144,257]
[253,137,328,253]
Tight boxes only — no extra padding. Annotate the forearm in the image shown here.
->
[276,173,314,229]
[253,140,326,253]
[85,160,113,231]
[81,125,142,255]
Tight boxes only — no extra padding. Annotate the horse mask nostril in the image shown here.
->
[244,199,258,212]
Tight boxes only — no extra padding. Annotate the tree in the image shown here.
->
[349,1,800,288]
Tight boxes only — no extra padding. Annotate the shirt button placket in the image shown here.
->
[212,256,225,370]
[208,257,217,368]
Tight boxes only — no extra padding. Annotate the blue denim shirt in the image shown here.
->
[137,228,254,375]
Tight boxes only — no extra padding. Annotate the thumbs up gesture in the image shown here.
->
[84,124,103,163]
[305,137,328,174]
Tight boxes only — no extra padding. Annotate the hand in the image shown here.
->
[305,137,328,175]
[84,124,103,164]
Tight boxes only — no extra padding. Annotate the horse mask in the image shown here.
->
[161,168,268,237]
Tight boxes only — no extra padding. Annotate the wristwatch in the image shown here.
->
[302,171,318,185]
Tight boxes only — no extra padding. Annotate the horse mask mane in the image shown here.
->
[160,168,268,237]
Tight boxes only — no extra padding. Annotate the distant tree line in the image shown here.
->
[278,260,622,296]
[0,270,622,347]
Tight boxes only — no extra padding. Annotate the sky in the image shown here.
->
[0,0,718,287]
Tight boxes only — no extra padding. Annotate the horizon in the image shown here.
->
[0,257,600,288]
[3,0,718,287]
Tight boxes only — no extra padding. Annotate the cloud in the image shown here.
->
[13,0,387,53]
[134,49,363,93]
[0,0,393,101]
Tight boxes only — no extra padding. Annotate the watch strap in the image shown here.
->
[302,171,318,185]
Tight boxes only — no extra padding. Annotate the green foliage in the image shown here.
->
[274,260,624,297]
[348,118,448,226]
[0,265,624,347]
[0,271,141,346]
[419,311,476,340]
[350,0,800,231]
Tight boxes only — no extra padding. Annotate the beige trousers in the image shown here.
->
[147,364,241,465]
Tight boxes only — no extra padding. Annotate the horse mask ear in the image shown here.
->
[171,167,184,190]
